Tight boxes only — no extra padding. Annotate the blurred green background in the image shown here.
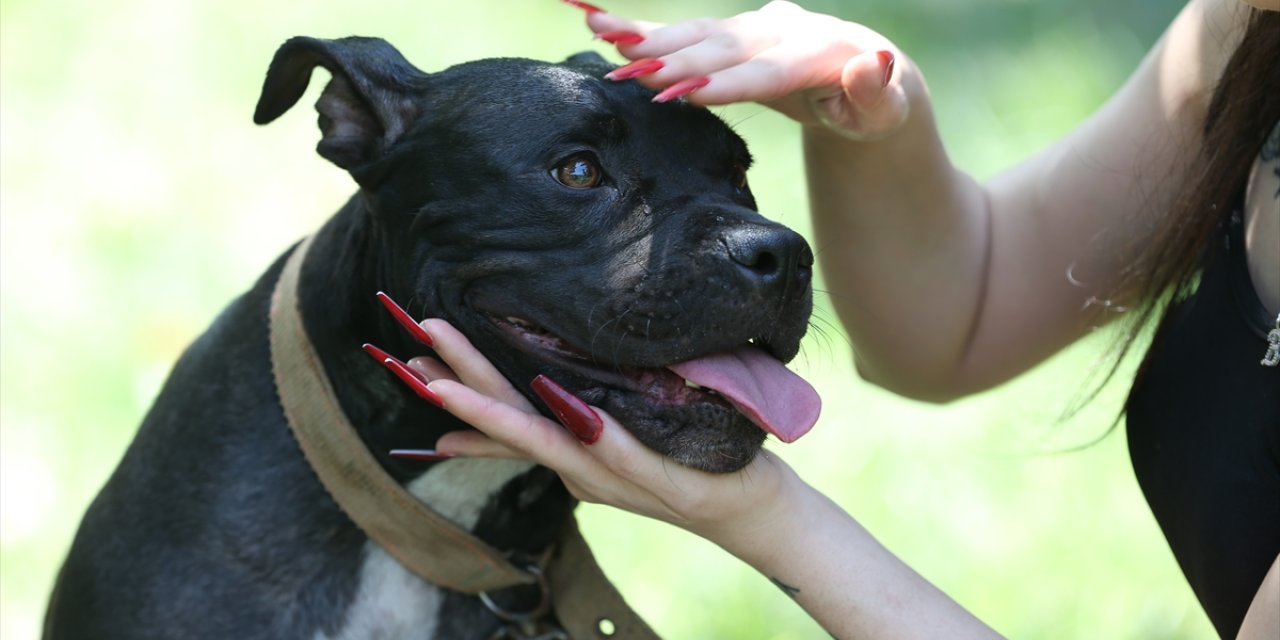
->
[1,0,1211,638]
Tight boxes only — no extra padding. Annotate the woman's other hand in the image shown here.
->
[573,0,910,140]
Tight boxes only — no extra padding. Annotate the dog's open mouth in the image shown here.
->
[489,314,820,443]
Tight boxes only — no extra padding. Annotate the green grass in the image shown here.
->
[1,0,1212,637]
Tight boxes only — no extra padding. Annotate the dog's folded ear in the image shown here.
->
[562,51,614,75]
[563,51,609,67]
[253,36,426,170]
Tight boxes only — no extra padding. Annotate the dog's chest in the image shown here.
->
[317,458,535,640]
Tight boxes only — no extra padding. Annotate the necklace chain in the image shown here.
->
[1263,313,1280,367]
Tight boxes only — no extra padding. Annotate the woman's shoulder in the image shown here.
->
[1159,0,1252,118]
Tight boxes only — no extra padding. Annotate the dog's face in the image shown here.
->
[256,38,819,473]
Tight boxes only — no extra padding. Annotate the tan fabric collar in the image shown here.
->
[269,234,659,638]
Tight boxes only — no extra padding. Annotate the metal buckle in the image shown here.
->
[480,565,568,640]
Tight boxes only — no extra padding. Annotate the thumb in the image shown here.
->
[811,49,909,141]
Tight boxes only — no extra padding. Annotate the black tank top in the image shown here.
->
[1127,208,1280,638]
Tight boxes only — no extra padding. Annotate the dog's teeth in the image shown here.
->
[684,379,704,390]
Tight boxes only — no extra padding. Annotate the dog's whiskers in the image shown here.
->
[609,306,637,374]
[589,312,624,367]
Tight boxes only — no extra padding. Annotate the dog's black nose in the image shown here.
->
[722,225,813,297]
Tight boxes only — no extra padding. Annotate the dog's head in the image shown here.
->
[255,37,819,473]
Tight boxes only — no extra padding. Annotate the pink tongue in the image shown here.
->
[667,347,821,443]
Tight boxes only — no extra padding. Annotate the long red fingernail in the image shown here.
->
[876,50,895,88]
[596,30,644,45]
[389,449,456,461]
[366,348,444,408]
[362,342,398,368]
[376,291,434,347]
[562,0,604,13]
[531,375,602,444]
[652,76,710,103]
[605,58,664,81]
[363,343,433,388]
[361,343,428,382]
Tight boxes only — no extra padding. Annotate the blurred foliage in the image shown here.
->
[1,0,1213,638]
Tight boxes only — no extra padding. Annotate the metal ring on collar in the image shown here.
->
[479,564,552,624]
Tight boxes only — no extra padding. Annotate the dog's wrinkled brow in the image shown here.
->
[552,111,625,147]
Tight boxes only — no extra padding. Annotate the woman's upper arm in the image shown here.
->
[953,0,1250,388]
[1236,553,1280,640]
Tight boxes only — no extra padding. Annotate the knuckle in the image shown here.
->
[564,481,602,504]
[705,30,746,56]
[662,490,706,519]
[687,17,722,39]
[751,58,790,91]
[688,17,715,31]
[472,395,510,426]
[606,447,645,479]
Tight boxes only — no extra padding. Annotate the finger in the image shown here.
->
[585,11,664,38]
[434,429,529,460]
[619,2,827,91]
[675,25,862,107]
[582,11,671,59]
[431,376,674,501]
[603,17,727,61]
[829,49,909,139]
[638,28,778,90]
[431,379,656,502]
[427,378,585,464]
[842,49,894,111]
[792,49,908,140]
[405,355,460,383]
[677,46,816,106]
[418,318,533,410]
[567,405,699,494]
[555,406,733,527]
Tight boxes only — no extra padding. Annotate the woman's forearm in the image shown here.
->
[703,468,1001,639]
[805,57,991,401]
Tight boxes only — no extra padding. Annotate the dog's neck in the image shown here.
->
[296,195,447,477]
[291,194,575,555]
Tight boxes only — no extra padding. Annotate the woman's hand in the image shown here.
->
[409,318,800,540]
[367,302,1000,639]
[571,0,910,140]
[411,322,1000,640]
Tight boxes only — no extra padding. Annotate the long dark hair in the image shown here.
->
[1112,8,1280,407]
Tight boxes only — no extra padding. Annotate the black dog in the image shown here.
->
[45,36,817,639]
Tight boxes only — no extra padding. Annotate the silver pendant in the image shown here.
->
[1263,313,1280,367]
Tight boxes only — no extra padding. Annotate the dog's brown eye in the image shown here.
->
[731,163,748,190]
[553,155,602,189]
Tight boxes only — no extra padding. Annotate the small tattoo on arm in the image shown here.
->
[770,576,801,598]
